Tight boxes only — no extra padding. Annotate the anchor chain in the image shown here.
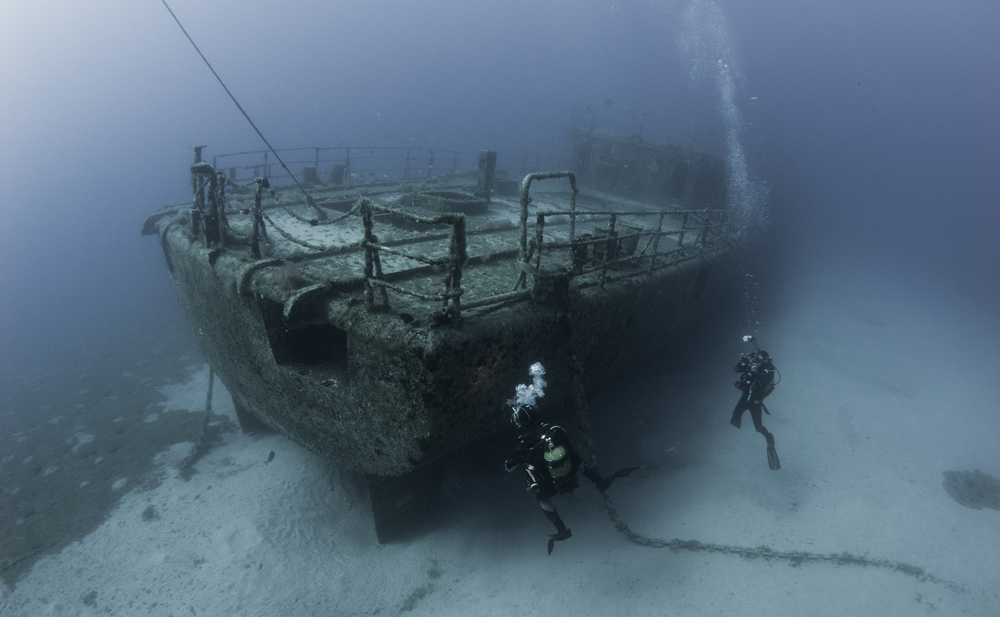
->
[560,311,963,592]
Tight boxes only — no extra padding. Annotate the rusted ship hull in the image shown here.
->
[164,232,718,475]
[145,137,736,539]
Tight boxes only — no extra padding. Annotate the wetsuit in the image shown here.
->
[731,353,777,449]
[505,422,607,552]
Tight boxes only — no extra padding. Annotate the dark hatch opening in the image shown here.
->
[260,298,349,375]
[280,323,348,367]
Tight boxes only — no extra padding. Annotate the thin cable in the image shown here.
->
[159,0,323,216]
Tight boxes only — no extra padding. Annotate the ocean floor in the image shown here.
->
[1,264,998,616]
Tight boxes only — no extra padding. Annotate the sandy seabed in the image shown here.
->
[2,265,998,617]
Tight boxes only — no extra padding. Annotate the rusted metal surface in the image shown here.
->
[144,140,736,539]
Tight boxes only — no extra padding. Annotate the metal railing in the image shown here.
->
[528,207,731,289]
[182,151,734,325]
[358,198,467,322]
[211,146,461,185]
[513,171,733,290]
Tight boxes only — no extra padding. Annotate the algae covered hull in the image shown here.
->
[144,140,735,537]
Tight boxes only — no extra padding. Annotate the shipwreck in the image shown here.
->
[142,115,738,540]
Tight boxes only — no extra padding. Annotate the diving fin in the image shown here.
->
[547,528,572,554]
[767,444,781,471]
[596,466,643,492]
[613,466,642,479]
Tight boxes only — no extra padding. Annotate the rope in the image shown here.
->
[265,186,355,227]
[562,312,963,592]
[203,368,215,416]
[180,369,217,476]
[160,0,324,219]
[259,210,364,254]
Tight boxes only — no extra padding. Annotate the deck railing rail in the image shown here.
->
[357,198,467,322]
[512,171,733,292]
[173,151,735,325]
[211,146,460,185]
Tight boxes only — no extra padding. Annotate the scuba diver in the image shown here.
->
[504,403,639,554]
[730,335,781,470]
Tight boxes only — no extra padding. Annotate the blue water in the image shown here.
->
[1,1,998,614]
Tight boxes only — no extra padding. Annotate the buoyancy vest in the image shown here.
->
[540,426,575,479]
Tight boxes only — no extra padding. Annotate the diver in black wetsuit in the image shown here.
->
[730,335,781,470]
[504,404,639,554]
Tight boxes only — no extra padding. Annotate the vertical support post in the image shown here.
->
[675,212,691,265]
[191,145,207,238]
[600,213,617,288]
[648,213,665,274]
[515,175,532,291]
[514,171,579,291]
[250,178,269,260]
[534,213,545,275]
[361,200,375,310]
[426,149,435,179]
[474,150,497,201]
[204,170,220,248]
[569,180,578,242]
[697,208,710,252]
[445,215,466,322]
[362,200,375,308]
[360,199,388,310]
[516,171,577,290]
[216,170,228,236]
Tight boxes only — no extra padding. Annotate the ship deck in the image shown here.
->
[211,175,732,325]
[145,161,738,541]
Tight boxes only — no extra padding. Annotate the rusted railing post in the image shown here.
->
[534,213,545,275]
[600,213,617,288]
[569,180,577,241]
[474,150,497,200]
[697,208,711,253]
[190,154,225,249]
[205,170,221,248]
[190,146,207,238]
[516,171,578,290]
[444,215,467,322]
[216,169,229,238]
[250,177,269,259]
[360,199,389,310]
[647,212,666,274]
